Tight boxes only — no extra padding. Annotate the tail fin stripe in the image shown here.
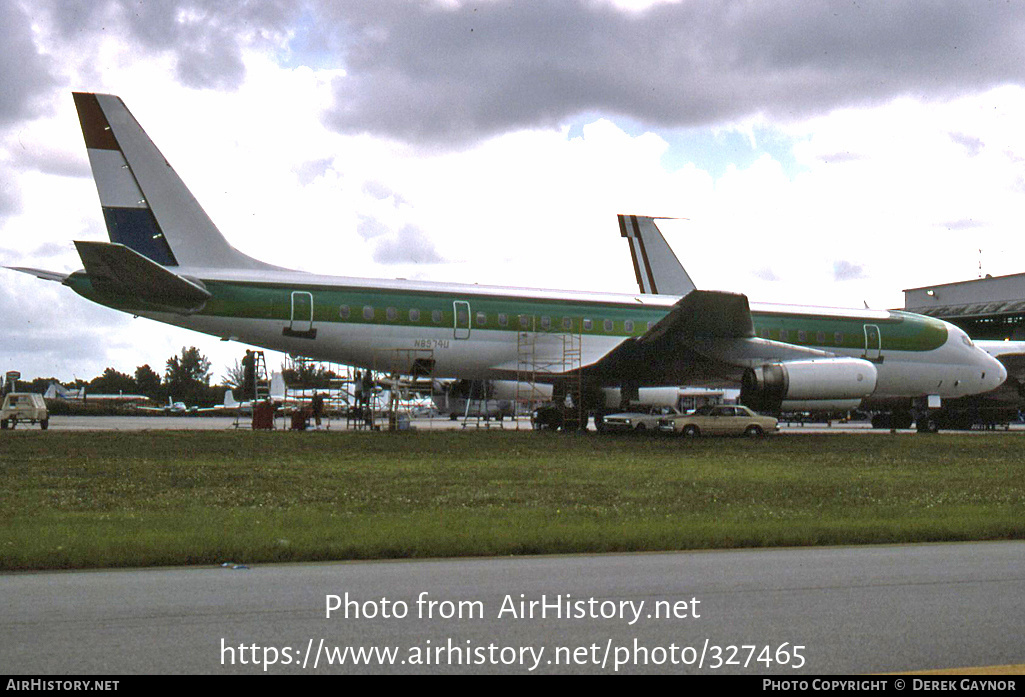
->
[619,214,648,293]
[86,149,145,208]
[619,214,659,294]
[72,92,280,271]
[73,93,119,151]
[75,93,178,265]
[617,214,696,297]
[630,215,660,294]
[101,208,177,266]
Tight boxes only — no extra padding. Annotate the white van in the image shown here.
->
[1,393,49,430]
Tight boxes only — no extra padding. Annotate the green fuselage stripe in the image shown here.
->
[68,275,949,353]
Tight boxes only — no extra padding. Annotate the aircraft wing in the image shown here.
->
[601,218,838,386]
[583,289,828,386]
[998,354,1025,383]
[978,341,1025,383]
[643,288,755,341]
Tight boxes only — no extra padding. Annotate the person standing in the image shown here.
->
[311,391,324,429]
[242,350,256,400]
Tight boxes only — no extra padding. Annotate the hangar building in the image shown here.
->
[904,273,1025,340]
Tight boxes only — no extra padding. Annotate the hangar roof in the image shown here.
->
[904,272,1025,318]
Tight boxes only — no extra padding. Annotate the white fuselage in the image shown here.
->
[131,265,1007,405]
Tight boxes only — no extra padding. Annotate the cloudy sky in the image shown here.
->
[3,0,1025,383]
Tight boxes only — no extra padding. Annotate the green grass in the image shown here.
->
[1,430,1024,570]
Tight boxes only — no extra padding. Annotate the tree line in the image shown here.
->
[10,348,351,411]
[12,347,228,408]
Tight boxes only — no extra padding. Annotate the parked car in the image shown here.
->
[600,405,681,433]
[1,393,49,430]
[658,404,777,438]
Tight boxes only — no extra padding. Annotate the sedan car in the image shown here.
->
[658,404,778,438]
[599,405,681,433]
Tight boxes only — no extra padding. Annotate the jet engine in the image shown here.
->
[740,357,878,413]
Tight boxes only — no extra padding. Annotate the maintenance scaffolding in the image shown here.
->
[232,329,587,431]
[514,318,584,429]
[364,348,436,431]
[275,354,433,431]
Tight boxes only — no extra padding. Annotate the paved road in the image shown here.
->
[35,414,1025,433]
[2,542,1023,674]
[41,414,510,431]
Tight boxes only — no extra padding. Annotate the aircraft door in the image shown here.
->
[284,291,317,339]
[863,324,882,362]
[453,300,471,340]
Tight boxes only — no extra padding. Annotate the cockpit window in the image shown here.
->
[961,335,974,348]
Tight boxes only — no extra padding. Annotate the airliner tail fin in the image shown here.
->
[72,92,276,271]
[617,214,696,296]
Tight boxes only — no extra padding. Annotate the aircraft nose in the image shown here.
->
[994,357,1008,386]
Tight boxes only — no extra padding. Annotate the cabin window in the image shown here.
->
[780,329,788,341]
[476,311,487,326]
[817,331,826,344]
[798,330,807,342]
[363,306,374,321]
[562,317,572,331]
[541,316,551,330]
[603,319,614,332]
[498,313,508,327]
[583,318,593,331]
[409,309,420,322]
[386,307,397,321]
[339,305,350,320]
[624,319,634,333]
[432,309,443,324]
[834,331,844,344]
[519,315,531,330]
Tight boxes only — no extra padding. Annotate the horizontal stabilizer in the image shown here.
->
[5,267,70,283]
[74,240,211,311]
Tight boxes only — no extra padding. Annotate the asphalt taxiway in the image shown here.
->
[2,542,1023,674]
[28,414,1024,434]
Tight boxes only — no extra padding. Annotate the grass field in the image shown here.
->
[1,429,1023,570]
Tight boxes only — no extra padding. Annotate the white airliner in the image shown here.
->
[5,93,1008,423]
[619,214,1025,427]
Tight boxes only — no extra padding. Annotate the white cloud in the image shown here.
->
[4,4,1025,381]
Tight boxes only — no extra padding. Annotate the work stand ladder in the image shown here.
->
[514,318,584,429]
[233,350,269,429]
